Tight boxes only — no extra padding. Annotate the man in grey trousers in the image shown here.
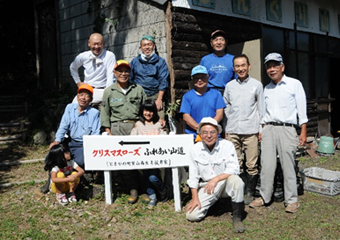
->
[249,53,307,213]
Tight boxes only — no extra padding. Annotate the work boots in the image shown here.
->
[244,174,259,205]
[40,172,51,194]
[231,202,245,233]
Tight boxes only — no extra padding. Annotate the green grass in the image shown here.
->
[1,151,340,239]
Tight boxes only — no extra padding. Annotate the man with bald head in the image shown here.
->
[70,33,116,108]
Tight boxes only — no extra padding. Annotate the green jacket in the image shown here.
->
[100,82,146,127]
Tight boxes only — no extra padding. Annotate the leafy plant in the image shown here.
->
[166,99,181,117]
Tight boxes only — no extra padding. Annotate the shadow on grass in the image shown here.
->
[0,143,27,163]
[0,143,27,187]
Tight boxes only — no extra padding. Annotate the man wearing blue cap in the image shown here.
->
[130,35,169,120]
[249,53,308,213]
[180,65,226,141]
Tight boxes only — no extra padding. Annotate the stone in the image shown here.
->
[33,131,47,145]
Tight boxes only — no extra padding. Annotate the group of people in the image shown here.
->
[41,29,308,233]
[180,30,307,233]
[42,33,170,210]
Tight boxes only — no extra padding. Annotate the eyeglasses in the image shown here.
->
[192,76,208,82]
[201,130,218,136]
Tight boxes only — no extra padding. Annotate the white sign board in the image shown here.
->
[83,135,193,170]
[83,134,193,211]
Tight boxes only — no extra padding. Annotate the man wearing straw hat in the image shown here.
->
[249,53,308,213]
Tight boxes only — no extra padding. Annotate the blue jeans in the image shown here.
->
[68,140,84,168]
[144,169,165,199]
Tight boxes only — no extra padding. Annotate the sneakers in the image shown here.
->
[140,193,151,203]
[56,193,68,206]
[148,198,158,209]
[67,192,77,203]
[285,202,300,213]
[249,197,264,208]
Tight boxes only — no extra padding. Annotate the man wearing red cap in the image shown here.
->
[49,84,101,168]
[40,84,101,193]
[200,30,237,93]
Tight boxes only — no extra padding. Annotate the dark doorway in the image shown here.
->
[330,58,340,136]
[36,0,59,90]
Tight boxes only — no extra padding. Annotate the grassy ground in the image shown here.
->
[1,143,340,239]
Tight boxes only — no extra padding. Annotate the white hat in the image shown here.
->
[264,53,283,64]
[197,117,222,134]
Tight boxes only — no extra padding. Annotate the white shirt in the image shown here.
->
[187,139,240,189]
[263,75,308,126]
[224,76,264,134]
[69,50,116,88]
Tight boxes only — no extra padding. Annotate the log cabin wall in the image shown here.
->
[170,7,262,99]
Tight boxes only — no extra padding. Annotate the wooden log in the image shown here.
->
[172,32,205,42]
[0,135,22,141]
[0,122,30,127]
[172,12,198,23]
[174,80,190,90]
[173,22,204,34]
[173,62,197,71]
[172,56,201,64]
[171,40,208,51]
[172,49,207,58]
[174,69,191,79]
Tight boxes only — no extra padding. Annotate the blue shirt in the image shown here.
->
[200,53,237,89]
[55,103,101,142]
[130,54,169,96]
[180,88,226,137]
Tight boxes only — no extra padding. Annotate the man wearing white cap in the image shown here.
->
[186,117,245,233]
[249,53,308,213]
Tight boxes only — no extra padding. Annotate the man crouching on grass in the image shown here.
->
[186,117,245,233]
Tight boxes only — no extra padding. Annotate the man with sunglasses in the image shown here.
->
[180,65,225,141]
[186,117,245,233]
